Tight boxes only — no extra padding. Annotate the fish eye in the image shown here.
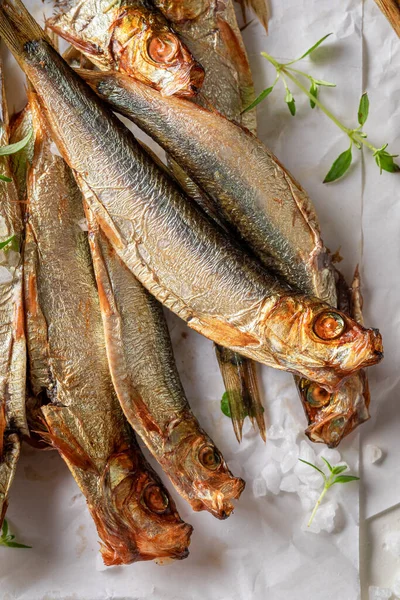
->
[313,311,346,340]
[147,33,179,64]
[198,445,221,471]
[142,483,170,514]
[306,383,332,407]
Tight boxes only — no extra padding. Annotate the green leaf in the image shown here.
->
[309,81,318,109]
[321,457,334,472]
[1,520,8,538]
[0,174,12,183]
[242,86,275,114]
[298,459,325,477]
[285,90,296,116]
[2,541,32,548]
[220,392,231,418]
[313,79,336,87]
[0,130,32,157]
[297,33,333,61]
[0,236,15,251]
[358,93,369,126]
[374,148,400,174]
[333,475,360,484]
[323,145,353,183]
[332,464,348,475]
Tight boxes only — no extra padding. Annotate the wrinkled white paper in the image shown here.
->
[1,0,398,598]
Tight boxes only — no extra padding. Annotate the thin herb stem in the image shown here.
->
[308,484,329,527]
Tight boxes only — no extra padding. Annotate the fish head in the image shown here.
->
[95,449,192,565]
[109,7,205,96]
[262,296,383,390]
[153,0,210,22]
[297,371,370,447]
[167,419,245,519]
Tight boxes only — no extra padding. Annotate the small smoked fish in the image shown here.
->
[0,57,27,527]
[153,0,263,440]
[81,71,377,446]
[86,206,244,518]
[23,91,192,565]
[0,3,382,391]
[47,0,204,96]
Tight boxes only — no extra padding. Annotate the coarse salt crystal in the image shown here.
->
[281,446,299,474]
[261,463,281,496]
[252,476,267,498]
[0,266,13,285]
[365,444,383,464]
[384,530,400,558]
[280,474,299,493]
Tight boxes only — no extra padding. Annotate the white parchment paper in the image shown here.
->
[1,0,398,598]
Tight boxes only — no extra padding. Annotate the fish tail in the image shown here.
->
[242,358,266,442]
[0,0,48,62]
[216,345,256,442]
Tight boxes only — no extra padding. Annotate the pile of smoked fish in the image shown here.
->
[0,0,383,566]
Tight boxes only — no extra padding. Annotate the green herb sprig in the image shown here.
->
[0,519,31,549]
[299,457,359,527]
[244,34,399,183]
[0,130,33,183]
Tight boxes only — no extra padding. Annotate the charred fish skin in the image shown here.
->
[86,207,245,519]
[47,0,204,97]
[0,5,383,390]
[0,57,27,528]
[23,92,192,565]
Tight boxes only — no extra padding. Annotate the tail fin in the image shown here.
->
[0,0,49,60]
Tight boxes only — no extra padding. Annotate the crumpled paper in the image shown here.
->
[1,0,397,597]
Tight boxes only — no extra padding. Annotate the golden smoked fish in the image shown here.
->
[23,92,192,565]
[0,59,27,527]
[86,208,244,518]
[154,0,263,441]
[0,2,382,392]
[47,0,204,97]
[85,72,375,446]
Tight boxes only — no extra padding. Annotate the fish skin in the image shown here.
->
[0,57,27,528]
[81,72,377,446]
[0,4,383,390]
[47,0,204,97]
[153,0,257,131]
[155,0,263,441]
[23,92,192,565]
[86,205,245,518]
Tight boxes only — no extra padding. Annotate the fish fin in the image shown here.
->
[189,314,259,348]
[41,404,98,473]
[350,265,364,325]
[215,346,265,442]
[236,0,270,33]
[46,21,102,58]
[0,403,6,457]
[242,357,266,441]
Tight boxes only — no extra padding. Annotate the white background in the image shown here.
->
[1,1,399,598]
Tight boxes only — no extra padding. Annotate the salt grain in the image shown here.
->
[318,447,341,466]
[280,474,299,493]
[267,425,285,440]
[369,586,393,600]
[281,446,299,474]
[0,266,13,285]
[261,463,281,495]
[365,444,383,464]
[303,501,337,534]
[252,476,267,498]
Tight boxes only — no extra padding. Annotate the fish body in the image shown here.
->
[0,4,382,390]
[86,207,244,518]
[155,0,262,441]
[0,59,27,527]
[47,0,204,96]
[82,71,377,446]
[154,0,256,131]
[23,92,192,565]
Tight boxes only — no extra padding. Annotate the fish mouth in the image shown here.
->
[162,63,205,97]
[191,476,246,519]
[305,408,370,448]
